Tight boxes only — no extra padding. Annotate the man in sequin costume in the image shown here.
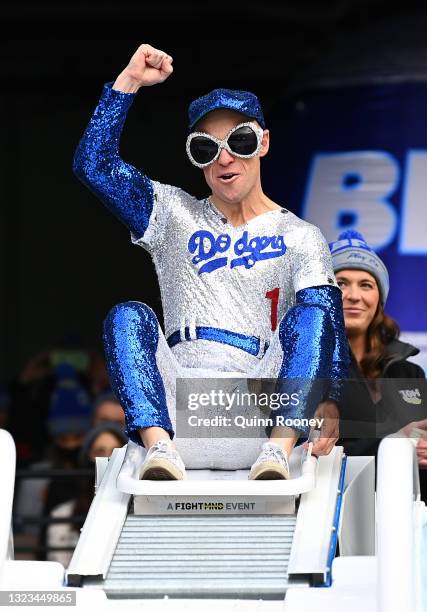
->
[74,44,349,480]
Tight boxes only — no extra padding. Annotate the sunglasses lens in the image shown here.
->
[228,126,259,155]
[189,136,218,165]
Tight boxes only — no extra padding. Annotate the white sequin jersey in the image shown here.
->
[134,182,337,354]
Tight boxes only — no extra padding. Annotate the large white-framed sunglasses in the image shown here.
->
[186,121,264,168]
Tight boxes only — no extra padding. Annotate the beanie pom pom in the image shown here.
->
[338,229,366,242]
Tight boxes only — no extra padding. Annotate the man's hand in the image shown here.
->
[113,44,173,93]
[305,401,340,456]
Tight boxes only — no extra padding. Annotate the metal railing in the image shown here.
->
[13,467,94,558]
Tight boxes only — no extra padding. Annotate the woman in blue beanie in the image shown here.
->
[330,230,427,499]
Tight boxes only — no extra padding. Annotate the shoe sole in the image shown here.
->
[249,463,289,481]
[140,458,185,481]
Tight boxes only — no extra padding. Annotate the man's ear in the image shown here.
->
[259,129,270,157]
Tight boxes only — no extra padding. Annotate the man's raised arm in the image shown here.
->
[72,44,173,241]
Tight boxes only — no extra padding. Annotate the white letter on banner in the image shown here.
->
[399,151,427,254]
[302,152,399,249]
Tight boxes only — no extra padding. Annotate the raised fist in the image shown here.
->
[118,44,173,90]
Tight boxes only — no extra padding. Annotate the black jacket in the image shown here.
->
[339,339,425,450]
[338,339,427,500]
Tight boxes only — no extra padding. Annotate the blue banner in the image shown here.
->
[264,83,427,368]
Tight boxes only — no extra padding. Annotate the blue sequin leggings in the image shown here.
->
[103,301,335,447]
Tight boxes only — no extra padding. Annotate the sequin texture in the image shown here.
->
[137,197,338,370]
[188,88,266,131]
[103,302,173,445]
[75,83,338,366]
[265,303,335,434]
[73,83,154,240]
[76,84,350,448]
[167,327,262,357]
[296,285,350,405]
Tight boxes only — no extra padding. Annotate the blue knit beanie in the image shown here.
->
[47,364,93,437]
[329,230,389,305]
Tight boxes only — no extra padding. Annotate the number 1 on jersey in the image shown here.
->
[265,287,280,331]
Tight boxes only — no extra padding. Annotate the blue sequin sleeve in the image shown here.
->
[296,285,350,406]
[72,83,154,241]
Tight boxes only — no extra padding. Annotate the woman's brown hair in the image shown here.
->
[359,304,400,379]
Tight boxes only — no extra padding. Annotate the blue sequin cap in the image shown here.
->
[329,229,389,305]
[188,88,266,131]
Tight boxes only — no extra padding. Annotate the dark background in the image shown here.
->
[2,0,427,381]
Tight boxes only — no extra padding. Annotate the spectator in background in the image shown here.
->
[87,351,111,396]
[14,363,93,558]
[8,349,57,466]
[46,422,128,567]
[8,336,94,466]
[329,230,427,500]
[42,364,94,515]
[93,392,126,431]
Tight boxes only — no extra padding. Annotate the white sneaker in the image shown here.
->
[140,440,187,480]
[249,442,290,480]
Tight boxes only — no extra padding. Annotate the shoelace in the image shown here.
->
[150,441,180,462]
[258,445,288,468]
